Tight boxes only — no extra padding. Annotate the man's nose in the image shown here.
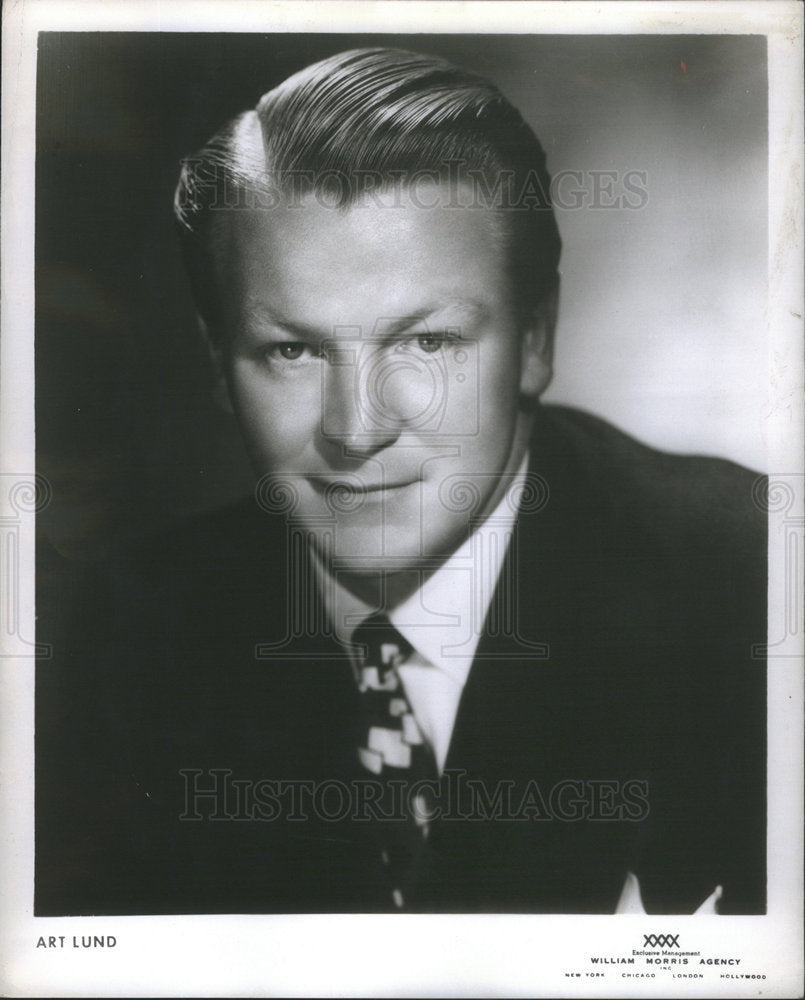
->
[319,346,403,456]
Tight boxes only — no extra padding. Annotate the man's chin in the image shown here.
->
[322,547,430,576]
[313,525,465,576]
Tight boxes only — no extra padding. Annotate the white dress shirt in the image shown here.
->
[315,456,528,773]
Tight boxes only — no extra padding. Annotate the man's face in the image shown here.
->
[215,184,552,576]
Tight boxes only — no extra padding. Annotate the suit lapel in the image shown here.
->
[445,407,602,779]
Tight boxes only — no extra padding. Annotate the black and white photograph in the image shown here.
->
[2,1,802,996]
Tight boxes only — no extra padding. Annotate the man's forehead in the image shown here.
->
[216,180,505,255]
[213,183,511,328]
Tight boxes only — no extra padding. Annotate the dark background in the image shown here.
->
[36,32,768,568]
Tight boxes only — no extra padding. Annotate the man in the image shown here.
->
[36,47,766,915]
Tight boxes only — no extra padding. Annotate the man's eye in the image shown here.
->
[260,342,313,363]
[415,334,445,354]
[277,343,307,360]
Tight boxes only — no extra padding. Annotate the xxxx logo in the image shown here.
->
[644,934,680,948]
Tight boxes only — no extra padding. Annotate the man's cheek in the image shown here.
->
[244,403,319,469]
[245,412,302,467]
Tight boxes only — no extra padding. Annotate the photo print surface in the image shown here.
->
[34,31,768,918]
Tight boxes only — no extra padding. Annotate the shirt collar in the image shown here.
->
[314,454,529,685]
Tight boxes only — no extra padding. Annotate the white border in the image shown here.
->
[2,2,802,997]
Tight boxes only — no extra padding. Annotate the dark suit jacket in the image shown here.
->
[35,405,767,915]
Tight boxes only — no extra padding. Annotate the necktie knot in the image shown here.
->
[352,613,412,691]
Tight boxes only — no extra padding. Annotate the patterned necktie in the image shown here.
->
[352,613,438,910]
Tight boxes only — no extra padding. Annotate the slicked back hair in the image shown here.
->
[174,47,561,342]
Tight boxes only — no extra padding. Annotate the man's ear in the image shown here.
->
[519,282,559,399]
[199,314,235,415]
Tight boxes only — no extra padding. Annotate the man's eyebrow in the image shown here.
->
[240,300,487,340]
[382,301,487,336]
[240,307,324,340]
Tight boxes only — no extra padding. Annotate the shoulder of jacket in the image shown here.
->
[107,494,288,588]
[539,404,766,553]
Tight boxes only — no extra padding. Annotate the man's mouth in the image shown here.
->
[310,477,418,496]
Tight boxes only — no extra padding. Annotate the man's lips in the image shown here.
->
[310,476,419,495]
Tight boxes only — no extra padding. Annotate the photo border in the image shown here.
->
[2,2,802,996]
